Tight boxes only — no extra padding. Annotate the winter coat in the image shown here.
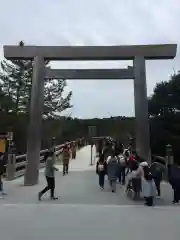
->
[44,155,56,178]
[141,176,156,197]
[168,165,180,189]
[150,162,164,181]
[62,149,71,164]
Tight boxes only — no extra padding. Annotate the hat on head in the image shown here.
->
[140,161,148,167]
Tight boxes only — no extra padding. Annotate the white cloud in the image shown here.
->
[0,0,179,118]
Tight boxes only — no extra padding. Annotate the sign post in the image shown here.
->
[88,126,96,165]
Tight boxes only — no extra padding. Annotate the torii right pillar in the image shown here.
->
[133,56,151,164]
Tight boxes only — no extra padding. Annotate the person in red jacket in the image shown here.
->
[126,151,137,175]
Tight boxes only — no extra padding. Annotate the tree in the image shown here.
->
[0,41,72,117]
[0,86,14,112]
[148,81,172,117]
[148,73,180,117]
[0,59,29,113]
[44,78,72,118]
[148,72,180,161]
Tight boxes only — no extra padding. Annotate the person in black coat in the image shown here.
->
[168,163,180,203]
[0,152,6,197]
[96,154,107,190]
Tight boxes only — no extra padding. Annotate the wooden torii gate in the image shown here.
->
[3,44,177,185]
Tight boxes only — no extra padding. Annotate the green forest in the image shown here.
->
[1,43,180,161]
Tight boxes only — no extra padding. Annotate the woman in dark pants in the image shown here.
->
[96,154,107,190]
[38,150,59,200]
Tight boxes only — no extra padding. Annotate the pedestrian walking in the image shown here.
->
[168,163,180,204]
[38,150,59,201]
[96,154,107,190]
[141,165,156,206]
[71,142,76,160]
[107,152,118,192]
[62,144,71,175]
[150,162,164,197]
[0,152,6,198]
[117,154,126,185]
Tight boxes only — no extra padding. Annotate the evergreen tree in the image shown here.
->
[0,59,29,113]
[44,78,72,118]
[0,42,72,117]
[0,86,14,112]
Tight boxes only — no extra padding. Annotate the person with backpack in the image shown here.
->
[38,150,59,201]
[96,154,107,190]
[107,151,118,192]
[117,154,126,185]
[141,164,156,206]
[126,161,142,199]
[150,162,165,197]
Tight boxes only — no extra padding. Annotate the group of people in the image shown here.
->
[38,142,76,201]
[0,142,77,201]
[96,139,180,206]
[96,151,126,193]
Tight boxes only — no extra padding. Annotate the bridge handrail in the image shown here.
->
[6,138,85,180]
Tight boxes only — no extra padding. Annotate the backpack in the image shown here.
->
[98,163,104,172]
[119,155,125,164]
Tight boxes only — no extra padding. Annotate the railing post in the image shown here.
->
[165,144,174,166]
[6,153,16,180]
[165,144,174,180]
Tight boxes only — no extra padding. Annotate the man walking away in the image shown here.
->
[38,150,59,200]
[168,163,180,204]
[107,152,118,192]
[150,162,164,197]
[62,144,71,176]
[96,154,107,190]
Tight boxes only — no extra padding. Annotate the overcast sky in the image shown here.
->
[0,0,179,118]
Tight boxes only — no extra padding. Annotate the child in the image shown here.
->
[96,154,107,190]
[142,166,156,206]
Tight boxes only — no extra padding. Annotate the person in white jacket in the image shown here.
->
[126,161,149,199]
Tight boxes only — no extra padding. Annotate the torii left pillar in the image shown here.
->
[24,56,45,185]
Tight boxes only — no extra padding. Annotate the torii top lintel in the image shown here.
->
[3,44,177,61]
